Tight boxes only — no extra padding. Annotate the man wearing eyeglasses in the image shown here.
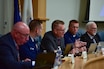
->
[80,21,101,51]
[0,22,35,69]
[40,20,65,53]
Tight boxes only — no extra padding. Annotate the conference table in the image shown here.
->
[58,53,102,69]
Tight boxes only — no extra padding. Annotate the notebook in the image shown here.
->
[34,52,56,69]
[88,43,97,54]
[63,43,72,56]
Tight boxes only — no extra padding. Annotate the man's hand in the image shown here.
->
[24,58,31,62]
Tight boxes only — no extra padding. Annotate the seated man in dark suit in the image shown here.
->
[40,20,65,53]
[0,22,35,69]
[80,21,101,51]
[19,20,43,61]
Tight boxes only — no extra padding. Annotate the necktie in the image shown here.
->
[57,39,61,46]
[93,39,96,43]
[93,37,96,43]
[17,52,20,61]
[34,39,39,52]
[16,45,20,61]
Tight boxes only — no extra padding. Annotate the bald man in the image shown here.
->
[0,22,35,69]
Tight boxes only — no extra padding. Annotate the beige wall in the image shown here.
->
[0,0,104,35]
[46,0,80,32]
[0,0,13,35]
[46,0,104,32]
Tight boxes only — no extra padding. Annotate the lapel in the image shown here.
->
[7,33,19,61]
[86,33,94,43]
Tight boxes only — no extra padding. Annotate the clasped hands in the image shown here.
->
[71,39,87,55]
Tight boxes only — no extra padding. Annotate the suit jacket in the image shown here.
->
[40,31,65,53]
[80,32,100,49]
[19,36,40,61]
[0,33,32,69]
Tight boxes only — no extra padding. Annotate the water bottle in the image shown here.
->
[96,43,101,56]
[43,50,47,53]
[57,46,62,58]
[54,46,62,67]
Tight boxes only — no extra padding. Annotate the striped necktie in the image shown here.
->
[16,45,20,61]
[57,39,61,46]
[93,37,96,43]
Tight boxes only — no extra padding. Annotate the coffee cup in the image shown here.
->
[101,48,104,55]
[82,51,87,59]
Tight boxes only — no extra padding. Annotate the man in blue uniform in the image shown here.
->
[64,20,86,55]
[64,20,80,46]
[19,20,43,61]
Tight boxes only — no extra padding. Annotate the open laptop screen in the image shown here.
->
[34,52,56,69]
[88,43,97,54]
[63,43,72,56]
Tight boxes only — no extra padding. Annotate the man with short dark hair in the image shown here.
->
[64,19,80,45]
[19,19,43,61]
[40,20,65,53]
[64,20,86,55]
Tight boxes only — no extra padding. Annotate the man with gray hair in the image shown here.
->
[80,21,101,51]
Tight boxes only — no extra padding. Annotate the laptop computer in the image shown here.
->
[34,52,56,69]
[63,43,72,56]
[99,42,104,46]
[88,43,97,54]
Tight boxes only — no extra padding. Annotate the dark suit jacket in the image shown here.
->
[80,32,100,50]
[40,31,65,53]
[0,33,32,69]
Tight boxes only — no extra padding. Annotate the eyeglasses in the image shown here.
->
[70,26,79,29]
[56,29,65,32]
[91,28,97,30]
[18,31,29,37]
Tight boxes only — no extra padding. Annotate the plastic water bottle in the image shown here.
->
[54,46,62,67]
[43,50,47,53]
[96,43,101,56]
[57,46,62,58]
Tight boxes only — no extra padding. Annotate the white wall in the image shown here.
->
[0,0,80,34]
[0,0,4,34]
[89,0,104,21]
[46,0,80,32]
[0,0,14,35]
